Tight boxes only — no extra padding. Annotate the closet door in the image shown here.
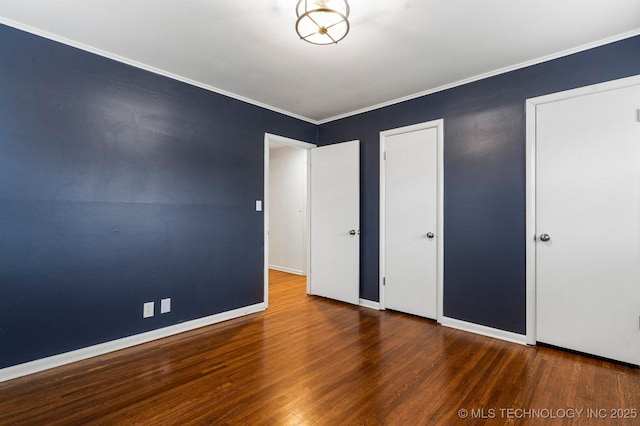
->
[536,83,640,365]
[381,122,442,319]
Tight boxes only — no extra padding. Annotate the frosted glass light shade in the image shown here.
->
[296,0,350,45]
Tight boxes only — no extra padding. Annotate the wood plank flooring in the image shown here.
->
[1,270,639,425]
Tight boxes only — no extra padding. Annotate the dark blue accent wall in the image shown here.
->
[0,24,316,369]
[318,35,640,334]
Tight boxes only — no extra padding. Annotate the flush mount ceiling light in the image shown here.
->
[296,0,350,45]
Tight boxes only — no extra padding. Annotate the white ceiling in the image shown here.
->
[0,0,639,123]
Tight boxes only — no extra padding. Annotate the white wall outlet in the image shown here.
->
[256,200,262,211]
[161,298,171,314]
[143,301,154,318]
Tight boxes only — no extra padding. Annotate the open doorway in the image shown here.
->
[263,133,316,308]
[268,143,307,275]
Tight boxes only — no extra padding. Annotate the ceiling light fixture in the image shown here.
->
[296,0,350,45]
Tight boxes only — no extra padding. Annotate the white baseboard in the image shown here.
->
[0,302,266,383]
[440,316,527,345]
[268,265,305,276]
[359,299,380,310]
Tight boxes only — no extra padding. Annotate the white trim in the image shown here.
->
[264,133,316,306]
[265,133,317,150]
[3,17,637,126]
[269,265,305,276]
[0,302,265,383]
[264,140,270,309]
[305,149,312,295]
[436,123,445,323]
[525,99,537,346]
[317,29,640,124]
[379,135,387,310]
[379,120,444,323]
[524,74,640,346]
[441,316,528,346]
[0,17,317,125]
[359,299,380,310]
[527,74,640,106]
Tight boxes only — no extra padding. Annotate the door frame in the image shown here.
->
[525,74,640,345]
[379,119,444,322]
[264,133,316,309]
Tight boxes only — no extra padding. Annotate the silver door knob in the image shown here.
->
[539,234,550,242]
[349,229,357,235]
[426,232,435,239]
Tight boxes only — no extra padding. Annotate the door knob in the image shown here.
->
[539,234,550,242]
[349,229,357,236]
[426,232,435,239]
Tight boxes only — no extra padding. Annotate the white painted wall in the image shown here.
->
[269,144,307,275]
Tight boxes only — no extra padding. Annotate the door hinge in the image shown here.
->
[383,151,387,160]
[383,277,386,286]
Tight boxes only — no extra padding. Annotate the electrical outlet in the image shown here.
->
[143,302,154,318]
[161,298,171,314]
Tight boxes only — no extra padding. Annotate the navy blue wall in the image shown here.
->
[318,35,640,334]
[3,21,639,369]
[0,24,316,369]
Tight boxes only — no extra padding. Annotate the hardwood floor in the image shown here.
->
[1,270,639,425]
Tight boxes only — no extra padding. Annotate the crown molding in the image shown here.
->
[0,17,320,125]
[317,28,640,124]
[1,17,638,126]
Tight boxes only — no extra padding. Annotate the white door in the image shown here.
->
[536,83,640,365]
[309,140,360,305]
[382,123,441,319]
